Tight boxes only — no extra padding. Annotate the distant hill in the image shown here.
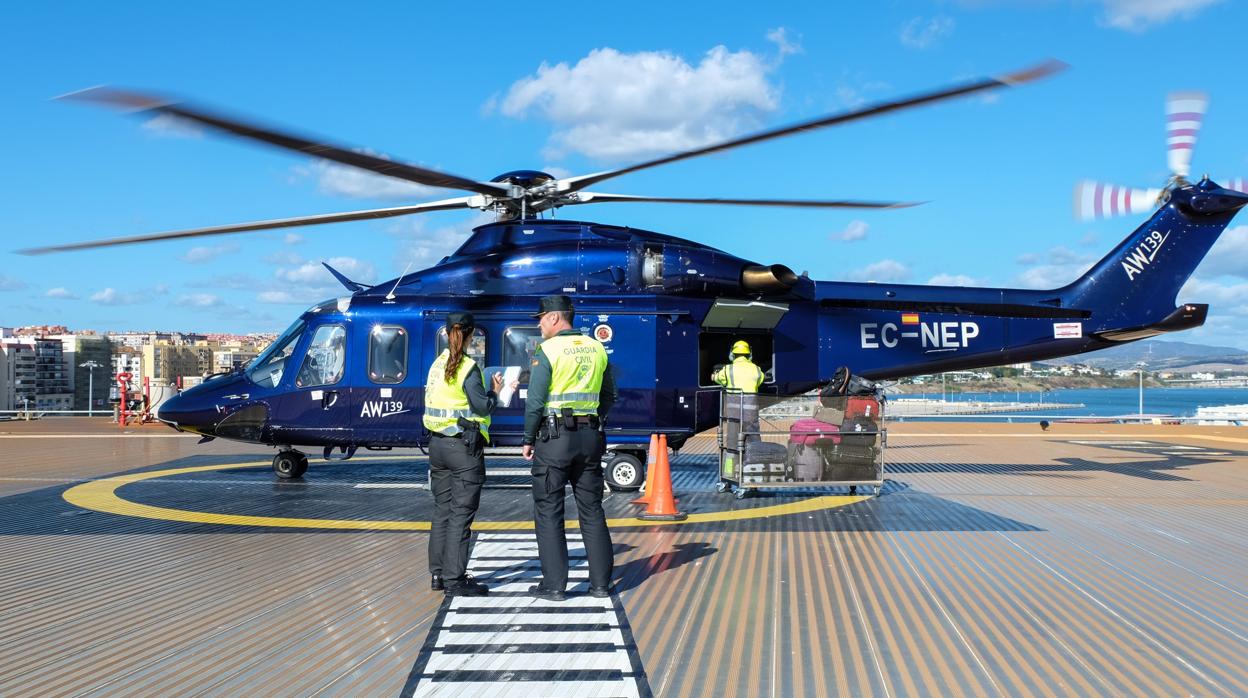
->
[1046,340,1248,371]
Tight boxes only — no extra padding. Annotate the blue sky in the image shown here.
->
[4,1,1248,346]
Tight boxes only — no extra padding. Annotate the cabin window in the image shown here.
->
[368,325,408,384]
[435,326,487,366]
[502,326,543,383]
[246,319,305,388]
[296,324,346,388]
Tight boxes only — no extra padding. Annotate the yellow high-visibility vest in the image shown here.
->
[715,356,764,394]
[540,333,607,416]
[423,349,490,440]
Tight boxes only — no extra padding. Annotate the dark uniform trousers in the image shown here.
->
[428,434,486,582]
[531,426,614,591]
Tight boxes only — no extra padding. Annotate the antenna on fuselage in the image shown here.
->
[386,261,414,301]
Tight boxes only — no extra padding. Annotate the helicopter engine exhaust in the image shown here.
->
[741,264,800,294]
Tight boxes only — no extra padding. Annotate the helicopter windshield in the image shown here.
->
[246,319,306,388]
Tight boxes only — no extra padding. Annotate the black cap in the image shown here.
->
[446,311,475,330]
[530,295,575,318]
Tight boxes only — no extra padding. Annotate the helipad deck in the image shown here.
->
[1,419,1246,696]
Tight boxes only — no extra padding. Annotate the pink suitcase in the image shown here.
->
[788,418,841,446]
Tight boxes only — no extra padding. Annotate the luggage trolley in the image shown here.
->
[717,390,885,499]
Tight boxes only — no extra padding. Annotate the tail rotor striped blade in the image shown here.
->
[1166,91,1208,178]
[1223,178,1248,194]
[1074,180,1161,221]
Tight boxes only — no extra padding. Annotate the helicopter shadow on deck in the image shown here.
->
[0,450,1057,536]
[885,439,1248,482]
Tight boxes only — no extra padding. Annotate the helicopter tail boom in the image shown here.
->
[1059,180,1248,335]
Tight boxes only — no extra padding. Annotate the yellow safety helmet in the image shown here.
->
[730,340,752,358]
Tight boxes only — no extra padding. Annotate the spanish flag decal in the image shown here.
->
[901,313,920,325]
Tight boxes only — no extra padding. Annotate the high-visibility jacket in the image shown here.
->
[423,349,490,441]
[539,333,608,416]
[714,356,764,394]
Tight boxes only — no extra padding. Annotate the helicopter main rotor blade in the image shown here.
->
[59,87,511,198]
[570,192,921,209]
[18,196,476,255]
[559,60,1066,193]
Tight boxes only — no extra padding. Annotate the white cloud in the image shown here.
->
[1079,230,1100,247]
[90,287,147,305]
[900,16,955,49]
[834,220,869,242]
[256,290,307,305]
[141,113,203,138]
[44,287,78,299]
[499,45,779,162]
[292,149,439,200]
[1192,225,1248,280]
[1099,0,1220,31]
[275,256,377,288]
[0,275,26,291]
[175,293,223,308]
[188,273,262,290]
[848,259,912,283]
[392,214,491,271]
[284,232,304,245]
[766,27,803,57]
[928,273,983,286]
[180,242,239,264]
[264,250,305,266]
[1014,245,1098,289]
[833,72,892,109]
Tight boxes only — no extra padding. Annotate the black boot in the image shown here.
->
[528,584,567,602]
[430,574,445,591]
[445,575,488,597]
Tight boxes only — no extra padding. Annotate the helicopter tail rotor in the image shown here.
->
[1073,181,1162,221]
[1166,91,1207,180]
[1073,91,1248,220]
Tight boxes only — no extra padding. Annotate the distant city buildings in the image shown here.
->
[0,326,274,413]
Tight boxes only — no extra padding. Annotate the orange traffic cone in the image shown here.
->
[631,433,660,505]
[639,434,687,521]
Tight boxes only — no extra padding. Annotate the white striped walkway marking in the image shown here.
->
[404,532,649,697]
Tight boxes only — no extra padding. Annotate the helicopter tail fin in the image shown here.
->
[1060,181,1248,340]
[322,262,368,293]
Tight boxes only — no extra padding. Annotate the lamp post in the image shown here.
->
[1136,360,1146,421]
[79,360,101,417]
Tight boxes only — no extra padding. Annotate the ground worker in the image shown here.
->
[424,311,508,598]
[712,340,765,393]
[521,295,617,601]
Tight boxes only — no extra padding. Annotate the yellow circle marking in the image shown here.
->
[62,456,869,530]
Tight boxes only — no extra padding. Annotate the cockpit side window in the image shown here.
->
[245,320,305,388]
[296,324,347,388]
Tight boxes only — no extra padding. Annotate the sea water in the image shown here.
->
[902,387,1248,418]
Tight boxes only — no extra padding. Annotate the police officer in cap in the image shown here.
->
[424,311,508,597]
[522,295,617,601]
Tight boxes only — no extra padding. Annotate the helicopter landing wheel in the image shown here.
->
[604,452,644,491]
[274,450,308,479]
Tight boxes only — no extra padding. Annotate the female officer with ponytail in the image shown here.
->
[424,311,508,597]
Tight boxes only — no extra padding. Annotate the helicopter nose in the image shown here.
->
[156,392,214,435]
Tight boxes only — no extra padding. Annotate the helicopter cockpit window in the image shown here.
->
[435,326,486,366]
[368,325,408,384]
[296,324,346,388]
[502,326,542,383]
[245,319,305,388]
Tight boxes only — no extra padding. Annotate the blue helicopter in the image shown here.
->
[27,61,1248,487]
